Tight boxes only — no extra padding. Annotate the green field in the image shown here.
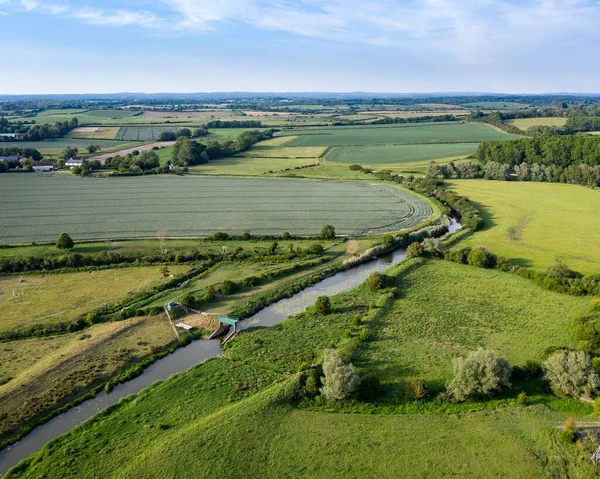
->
[12,109,139,126]
[507,117,567,129]
[0,174,433,242]
[190,156,318,175]
[325,142,479,164]
[448,180,600,274]
[0,139,131,153]
[8,259,595,478]
[461,101,530,110]
[277,123,519,147]
[114,126,187,141]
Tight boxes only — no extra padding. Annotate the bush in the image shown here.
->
[282,231,291,240]
[315,296,331,315]
[406,376,428,400]
[467,246,496,268]
[544,350,600,398]
[320,349,361,401]
[358,373,382,400]
[366,271,385,292]
[448,349,512,401]
[304,369,321,398]
[559,417,577,443]
[358,328,370,342]
[516,391,529,406]
[349,164,363,171]
[406,242,424,259]
[320,224,336,240]
[547,259,578,279]
[210,232,230,241]
[571,312,600,354]
[56,232,74,250]
[219,280,236,296]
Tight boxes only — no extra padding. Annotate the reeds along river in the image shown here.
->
[0,219,461,477]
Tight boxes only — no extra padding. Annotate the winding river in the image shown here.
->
[0,220,460,476]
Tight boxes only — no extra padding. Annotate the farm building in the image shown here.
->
[0,133,23,141]
[32,161,54,172]
[65,157,85,168]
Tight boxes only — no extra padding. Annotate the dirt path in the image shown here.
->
[89,141,176,163]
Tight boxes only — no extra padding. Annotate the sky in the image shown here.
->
[1,0,600,94]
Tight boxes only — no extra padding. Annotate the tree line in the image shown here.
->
[0,117,79,141]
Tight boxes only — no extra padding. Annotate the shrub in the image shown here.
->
[283,374,305,402]
[516,391,529,406]
[358,373,382,400]
[315,296,331,315]
[304,369,321,398]
[210,232,230,241]
[320,349,361,401]
[307,243,324,255]
[358,328,370,342]
[448,349,512,401]
[241,229,252,240]
[467,246,496,268]
[590,299,600,313]
[56,232,74,250]
[352,314,362,326]
[105,382,114,393]
[181,293,196,308]
[547,259,578,279]
[349,164,363,171]
[366,271,385,292]
[219,280,236,296]
[282,231,291,240]
[544,350,600,398]
[571,312,600,354]
[559,417,577,443]
[406,376,429,400]
[406,242,424,259]
[320,224,336,240]
[495,256,512,272]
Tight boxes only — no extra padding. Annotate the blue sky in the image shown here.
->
[1,0,600,94]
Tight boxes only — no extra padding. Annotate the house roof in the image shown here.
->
[0,156,21,162]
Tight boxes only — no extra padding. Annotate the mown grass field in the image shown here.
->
[448,180,600,274]
[0,265,190,335]
[68,127,120,140]
[506,117,567,129]
[191,156,318,175]
[0,174,433,242]
[0,315,177,447]
[325,142,479,164]
[277,122,519,147]
[8,259,596,479]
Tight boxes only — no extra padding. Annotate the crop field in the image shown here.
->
[68,127,120,140]
[0,174,433,243]
[277,122,519,147]
[0,265,190,335]
[12,109,140,126]
[190,156,318,175]
[460,101,530,110]
[448,180,600,274]
[506,117,567,129]
[114,126,186,141]
[325,142,478,164]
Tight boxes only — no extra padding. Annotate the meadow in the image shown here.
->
[506,117,567,129]
[325,142,479,164]
[8,258,596,478]
[277,122,518,147]
[0,265,190,335]
[0,174,433,242]
[448,180,600,274]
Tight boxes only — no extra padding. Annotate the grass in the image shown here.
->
[325,142,479,164]
[7,259,597,478]
[277,122,519,147]
[461,101,530,110]
[448,180,600,274]
[191,156,318,175]
[0,138,131,153]
[11,109,139,126]
[0,174,434,242]
[0,314,177,446]
[506,117,567,129]
[0,265,189,334]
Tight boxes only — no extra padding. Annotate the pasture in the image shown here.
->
[8,258,596,479]
[277,122,519,147]
[325,143,478,164]
[12,109,140,126]
[448,180,600,274]
[189,156,318,175]
[0,139,131,153]
[506,117,567,129]
[0,265,190,335]
[0,174,433,243]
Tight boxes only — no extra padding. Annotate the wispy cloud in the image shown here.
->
[5,0,600,62]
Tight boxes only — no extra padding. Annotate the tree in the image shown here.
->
[87,144,101,154]
[320,349,361,401]
[282,231,291,240]
[406,242,424,258]
[159,265,170,277]
[467,246,496,268]
[56,232,74,250]
[320,224,336,240]
[61,146,78,160]
[448,349,512,401]
[545,350,600,398]
[268,241,278,255]
[366,271,385,291]
[315,295,331,315]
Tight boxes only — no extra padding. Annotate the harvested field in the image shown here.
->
[189,156,318,175]
[506,117,567,129]
[0,174,434,242]
[242,111,292,116]
[115,126,185,141]
[68,127,120,140]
